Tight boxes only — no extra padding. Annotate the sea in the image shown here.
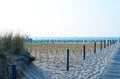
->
[30,37,120,43]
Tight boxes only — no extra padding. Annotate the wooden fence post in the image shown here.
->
[12,65,16,79]
[94,42,96,53]
[100,41,102,50]
[83,45,86,60]
[67,49,69,71]
[107,40,109,47]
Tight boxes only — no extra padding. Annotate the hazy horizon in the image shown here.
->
[0,0,120,37]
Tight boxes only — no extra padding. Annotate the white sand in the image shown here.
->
[22,43,119,79]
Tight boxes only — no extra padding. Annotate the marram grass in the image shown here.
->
[0,33,25,58]
[0,32,29,79]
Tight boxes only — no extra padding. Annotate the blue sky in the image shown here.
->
[0,0,120,37]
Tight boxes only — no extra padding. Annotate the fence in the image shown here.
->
[25,40,116,70]
[9,40,117,79]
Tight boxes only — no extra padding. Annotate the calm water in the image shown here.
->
[32,37,119,39]
[31,37,120,42]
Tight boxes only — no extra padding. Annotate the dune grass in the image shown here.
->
[0,33,26,78]
[0,33,24,56]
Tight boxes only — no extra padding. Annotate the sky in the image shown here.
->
[0,0,120,37]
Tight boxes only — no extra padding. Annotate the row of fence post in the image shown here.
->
[66,40,116,71]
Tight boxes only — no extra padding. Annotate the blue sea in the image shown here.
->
[30,37,120,43]
[32,37,119,40]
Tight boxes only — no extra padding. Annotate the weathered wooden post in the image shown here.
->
[83,45,86,60]
[67,49,69,71]
[94,42,96,53]
[104,40,106,48]
[100,41,102,50]
[107,40,109,47]
[12,65,16,79]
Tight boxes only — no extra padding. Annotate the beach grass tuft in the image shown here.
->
[0,32,25,58]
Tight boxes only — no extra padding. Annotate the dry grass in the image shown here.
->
[25,42,103,53]
[25,42,104,68]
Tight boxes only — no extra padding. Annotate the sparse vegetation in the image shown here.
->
[25,42,103,68]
